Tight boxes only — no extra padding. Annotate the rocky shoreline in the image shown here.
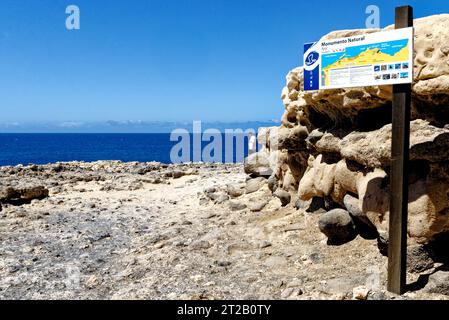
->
[0,161,447,300]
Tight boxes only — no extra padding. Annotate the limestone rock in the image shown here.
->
[271,14,449,247]
[305,129,324,145]
[244,152,273,178]
[298,155,336,201]
[172,170,184,179]
[215,194,230,204]
[424,271,449,296]
[412,14,449,104]
[229,201,247,211]
[245,177,266,194]
[0,186,49,204]
[248,199,268,212]
[315,133,342,154]
[352,286,370,300]
[226,184,245,198]
[257,126,279,150]
[340,120,449,168]
[278,126,308,151]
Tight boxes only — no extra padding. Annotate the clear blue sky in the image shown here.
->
[0,0,447,123]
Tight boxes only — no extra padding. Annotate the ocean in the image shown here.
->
[0,133,254,166]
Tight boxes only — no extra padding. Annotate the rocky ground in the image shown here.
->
[0,161,447,300]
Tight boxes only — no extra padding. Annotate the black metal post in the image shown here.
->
[387,5,413,295]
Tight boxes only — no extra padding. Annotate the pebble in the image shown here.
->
[229,201,247,211]
[215,194,230,204]
[8,264,22,273]
[352,286,371,300]
[154,242,165,249]
[281,288,294,298]
[85,275,101,289]
[204,187,217,194]
[249,200,268,212]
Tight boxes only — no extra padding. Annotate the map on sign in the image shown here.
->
[304,27,414,91]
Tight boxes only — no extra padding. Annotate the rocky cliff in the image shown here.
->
[246,14,449,252]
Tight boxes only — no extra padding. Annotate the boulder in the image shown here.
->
[273,189,291,207]
[244,152,273,178]
[281,170,298,192]
[318,209,357,245]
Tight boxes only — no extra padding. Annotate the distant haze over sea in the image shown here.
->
[0,120,280,133]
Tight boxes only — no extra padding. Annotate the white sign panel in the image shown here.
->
[304,27,414,91]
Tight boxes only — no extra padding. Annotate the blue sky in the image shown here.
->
[0,0,448,125]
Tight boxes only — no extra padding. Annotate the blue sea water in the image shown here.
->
[0,133,254,166]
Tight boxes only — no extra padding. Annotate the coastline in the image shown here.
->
[0,132,255,167]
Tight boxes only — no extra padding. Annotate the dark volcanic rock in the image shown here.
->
[318,209,357,245]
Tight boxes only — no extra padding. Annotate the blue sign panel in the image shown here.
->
[303,42,320,91]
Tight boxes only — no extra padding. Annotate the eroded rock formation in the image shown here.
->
[247,14,449,247]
